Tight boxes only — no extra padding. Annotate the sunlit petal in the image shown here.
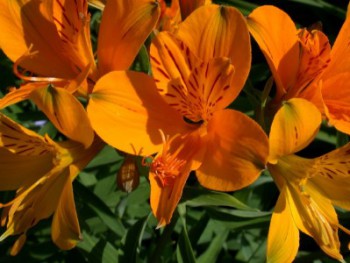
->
[177,5,251,92]
[267,186,299,263]
[247,5,299,100]
[97,0,160,74]
[196,109,268,191]
[269,98,321,163]
[30,85,94,148]
[87,71,190,155]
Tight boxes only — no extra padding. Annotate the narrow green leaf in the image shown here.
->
[176,218,196,263]
[121,214,151,263]
[197,229,229,263]
[74,181,126,237]
[182,187,256,211]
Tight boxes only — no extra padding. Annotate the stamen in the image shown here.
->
[144,130,186,188]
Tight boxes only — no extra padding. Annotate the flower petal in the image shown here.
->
[269,98,321,163]
[150,131,202,227]
[267,186,299,263]
[196,109,269,191]
[286,183,343,261]
[178,0,211,20]
[311,143,350,210]
[322,73,350,134]
[51,0,96,77]
[52,176,81,250]
[247,5,299,100]
[0,113,50,156]
[322,5,350,79]
[0,0,75,78]
[0,148,54,191]
[177,5,251,92]
[87,71,190,155]
[30,85,94,148]
[97,0,160,74]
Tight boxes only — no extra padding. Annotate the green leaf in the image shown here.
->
[74,181,126,237]
[182,187,256,211]
[197,229,229,263]
[176,229,196,263]
[121,214,151,263]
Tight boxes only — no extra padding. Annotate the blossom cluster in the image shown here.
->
[0,0,349,262]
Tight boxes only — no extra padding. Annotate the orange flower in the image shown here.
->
[87,5,269,226]
[0,113,104,254]
[266,98,350,262]
[247,5,350,134]
[0,0,160,146]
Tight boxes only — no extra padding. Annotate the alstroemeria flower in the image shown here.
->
[0,0,160,146]
[266,98,350,262]
[0,113,104,254]
[247,5,350,134]
[87,5,269,226]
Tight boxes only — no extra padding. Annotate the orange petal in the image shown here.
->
[0,0,75,78]
[87,71,190,155]
[196,109,269,191]
[97,0,160,74]
[269,98,321,163]
[177,5,251,93]
[322,5,350,79]
[149,131,202,227]
[30,85,94,148]
[150,32,195,90]
[267,186,299,263]
[179,0,211,20]
[322,73,350,134]
[247,5,299,100]
[52,177,81,250]
[0,83,38,109]
[51,0,96,77]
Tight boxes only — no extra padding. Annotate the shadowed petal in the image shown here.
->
[52,176,81,250]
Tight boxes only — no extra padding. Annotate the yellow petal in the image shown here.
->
[269,98,321,163]
[311,143,350,210]
[30,85,94,148]
[247,5,299,100]
[286,183,343,260]
[0,148,54,191]
[267,186,299,263]
[97,0,160,74]
[177,5,251,93]
[10,234,26,256]
[0,0,75,78]
[87,71,190,155]
[52,176,81,250]
[196,109,269,191]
